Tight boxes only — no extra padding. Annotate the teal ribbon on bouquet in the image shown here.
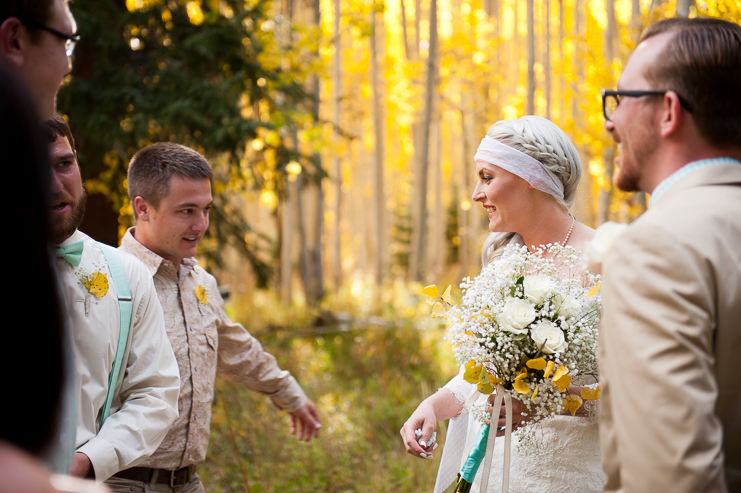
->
[454,384,513,493]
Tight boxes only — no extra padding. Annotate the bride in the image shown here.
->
[400,115,605,492]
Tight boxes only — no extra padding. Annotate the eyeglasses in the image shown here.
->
[601,89,693,121]
[22,20,80,57]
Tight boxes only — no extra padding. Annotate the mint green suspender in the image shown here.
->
[97,243,133,430]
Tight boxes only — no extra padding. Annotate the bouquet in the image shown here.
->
[425,243,601,492]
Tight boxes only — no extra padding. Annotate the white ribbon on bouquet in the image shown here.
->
[463,385,513,493]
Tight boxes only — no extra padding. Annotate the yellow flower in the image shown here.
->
[526,358,547,370]
[553,366,572,392]
[581,386,601,401]
[531,387,539,400]
[196,285,208,305]
[84,272,108,298]
[563,394,583,416]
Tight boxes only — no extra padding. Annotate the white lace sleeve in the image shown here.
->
[433,368,479,493]
[442,366,476,418]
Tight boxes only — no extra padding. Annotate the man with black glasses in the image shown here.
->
[0,0,78,119]
[599,17,741,492]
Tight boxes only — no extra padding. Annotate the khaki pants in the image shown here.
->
[105,474,206,493]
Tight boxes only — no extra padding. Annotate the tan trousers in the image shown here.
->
[105,474,206,493]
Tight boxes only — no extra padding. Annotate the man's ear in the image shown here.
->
[133,196,152,221]
[659,91,685,138]
[0,18,25,67]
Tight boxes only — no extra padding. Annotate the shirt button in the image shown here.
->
[194,414,198,420]
[188,453,191,459]
[194,366,198,372]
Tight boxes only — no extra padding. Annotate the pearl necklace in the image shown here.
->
[561,214,575,246]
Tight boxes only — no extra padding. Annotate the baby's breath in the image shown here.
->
[446,243,601,428]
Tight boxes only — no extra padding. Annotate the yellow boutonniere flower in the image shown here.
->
[83,272,108,298]
[196,285,208,305]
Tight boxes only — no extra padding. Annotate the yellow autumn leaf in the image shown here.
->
[84,272,108,298]
[422,285,438,298]
[543,361,556,379]
[513,378,530,394]
[463,360,483,384]
[442,284,452,304]
[477,381,494,394]
[563,394,583,416]
[581,386,601,401]
[526,358,547,370]
[553,370,572,392]
[196,285,208,305]
[431,302,446,318]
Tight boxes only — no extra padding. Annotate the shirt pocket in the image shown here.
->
[205,328,218,351]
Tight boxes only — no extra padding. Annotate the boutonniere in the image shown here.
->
[196,285,208,305]
[75,266,109,299]
[196,285,208,315]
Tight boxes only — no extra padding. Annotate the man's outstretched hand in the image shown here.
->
[289,401,321,442]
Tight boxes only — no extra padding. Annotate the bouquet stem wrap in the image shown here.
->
[457,385,513,493]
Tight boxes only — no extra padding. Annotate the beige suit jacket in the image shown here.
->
[600,164,741,493]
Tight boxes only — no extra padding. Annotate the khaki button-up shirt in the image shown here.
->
[120,229,307,469]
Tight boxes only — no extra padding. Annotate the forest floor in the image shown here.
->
[199,280,459,492]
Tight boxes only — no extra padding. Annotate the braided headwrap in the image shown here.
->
[474,135,565,200]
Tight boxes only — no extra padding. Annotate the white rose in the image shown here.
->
[497,298,537,334]
[530,320,568,354]
[523,275,555,305]
[555,294,581,319]
[584,221,628,267]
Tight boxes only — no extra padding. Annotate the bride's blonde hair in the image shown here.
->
[480,116,582,266]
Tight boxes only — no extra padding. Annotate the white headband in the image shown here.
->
[474,135,564,200]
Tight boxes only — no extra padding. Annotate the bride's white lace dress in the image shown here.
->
[433,371,605,493]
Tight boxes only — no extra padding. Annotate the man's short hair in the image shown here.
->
[1,0,55,35]
[42,114,76,153]
[640,17,741,149]
[128,142,213,216]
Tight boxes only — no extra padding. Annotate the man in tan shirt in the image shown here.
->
[599,18,741,492]
[110,142,321,492]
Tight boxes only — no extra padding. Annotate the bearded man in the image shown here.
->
[599,17,741,492]
[46,115,181,482]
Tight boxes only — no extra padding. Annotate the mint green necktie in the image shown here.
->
[55,241,84,267]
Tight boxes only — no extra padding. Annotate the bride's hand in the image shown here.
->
[400,401,438,459]
[487,394,525,437]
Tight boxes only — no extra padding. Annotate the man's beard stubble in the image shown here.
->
[51,190,87,245]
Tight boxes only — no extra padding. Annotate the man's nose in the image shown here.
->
[604,119,615,133]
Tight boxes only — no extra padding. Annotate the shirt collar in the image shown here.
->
[57,229,83,248]
[120,227,199,277]
[651,157,741,207]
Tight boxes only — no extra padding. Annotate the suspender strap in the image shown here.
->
[98,243,133,430]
